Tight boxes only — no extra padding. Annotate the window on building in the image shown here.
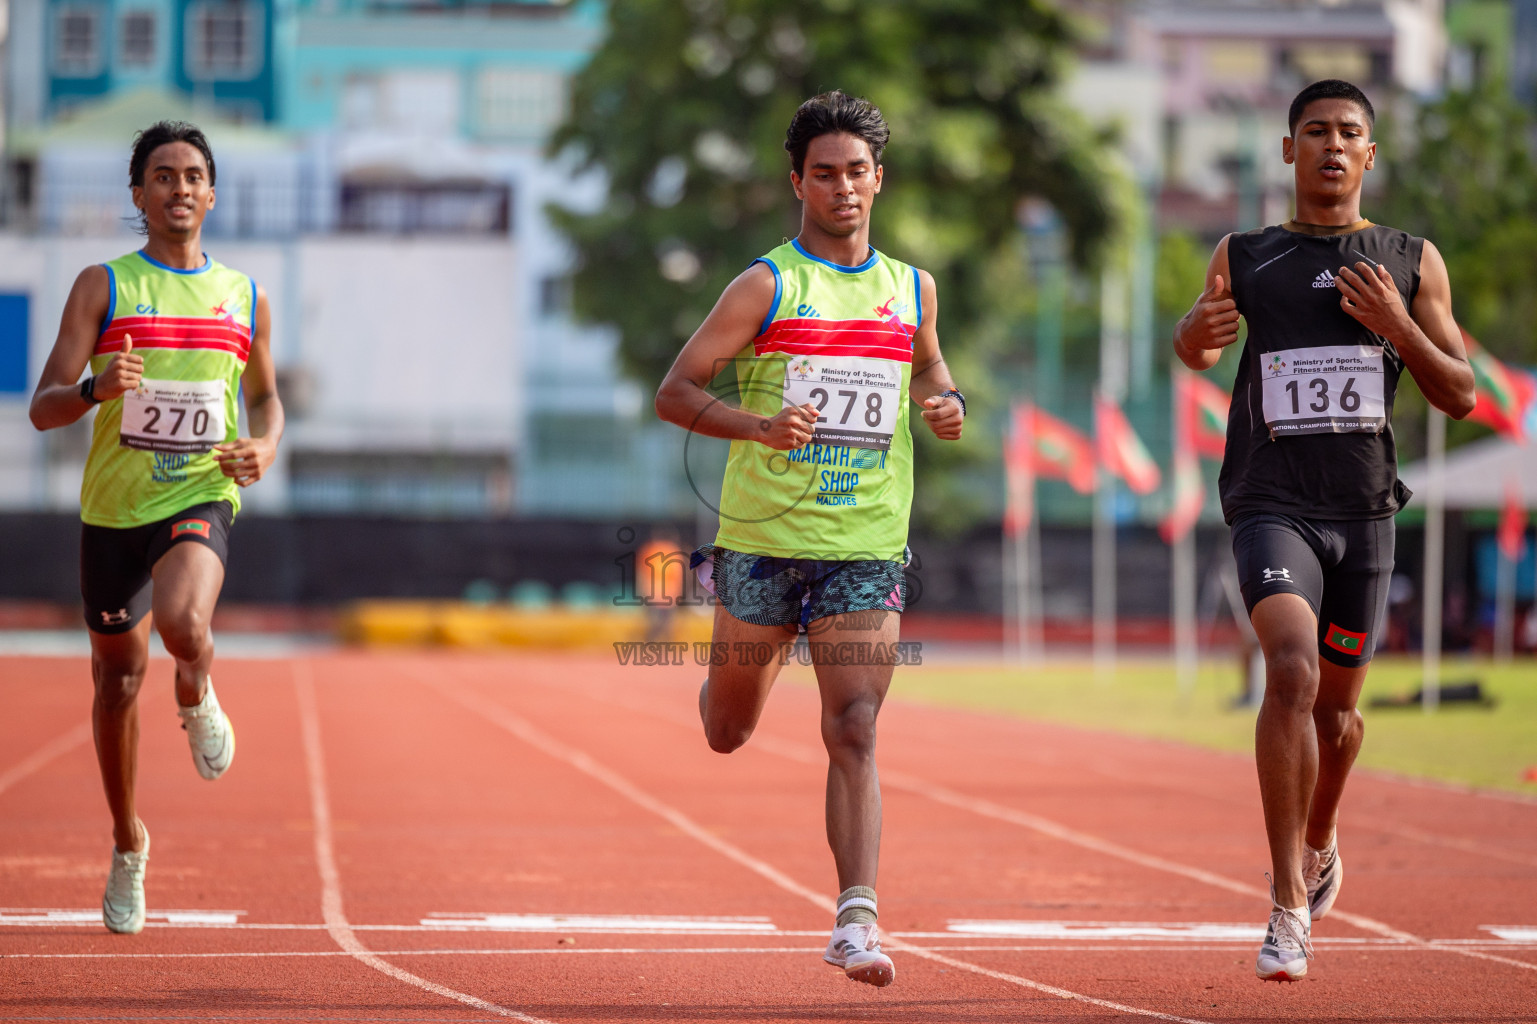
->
[339,179,513,235]
[53,6,102,77]
[476,69,566,141]
[120,10,157,67]
[186,1,263,80]
[539,275,571,318]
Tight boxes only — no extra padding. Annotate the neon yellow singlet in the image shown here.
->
[714,239,920,562]
[81,250,254,528]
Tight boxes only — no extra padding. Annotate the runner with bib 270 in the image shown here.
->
[656,91,964,987]
[28,122,284,935]
[1173,80,1474,982]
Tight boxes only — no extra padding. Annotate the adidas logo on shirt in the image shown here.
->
[1312,269,1337,289]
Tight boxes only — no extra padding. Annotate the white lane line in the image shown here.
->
[8,941,1535,961]
[425,675,1218,1024]
[0,909,242,925]
[756,733,1537,975]
[293,662,556,1024]
[1484,926,1537,942]
[529,680,1537,976]
[421,913,777,933]
[947,920,1263,940]
[0,722,91,798]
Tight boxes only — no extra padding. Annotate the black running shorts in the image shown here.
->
[1230,511,1394,668]
[80,500,234,635]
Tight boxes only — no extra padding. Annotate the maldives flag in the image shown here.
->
[1028,405,1097,495]
[1178,372,1231,459]
[1464,328,1537,441]
[1095,394,1161,495]
[1498,477,1528,561]
[1003,403,1037,537]
[1159,448,1204,544]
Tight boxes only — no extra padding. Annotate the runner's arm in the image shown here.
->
[28,266,122,431]
[1336,241,1473,419]
[215,285,284,487]
[908,270,962,440]
[1173,235,1239,372]
[655,262,819,449]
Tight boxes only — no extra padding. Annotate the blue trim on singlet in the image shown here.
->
[99,264,117,338]
[790,237,878,274]
[136,249,211,274]
[247,276,257,330]
[753,257,783,337]
[912,266,922,332]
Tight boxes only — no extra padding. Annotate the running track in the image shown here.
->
[2,650,1534,1023]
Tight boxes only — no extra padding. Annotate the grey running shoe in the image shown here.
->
[103,827,150,935]
[1304,838,1343,919]
[1255,876,1313,982]
[178,679,235,780]
[823,922,896,987]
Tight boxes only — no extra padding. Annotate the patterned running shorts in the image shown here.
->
[690,544,909,632]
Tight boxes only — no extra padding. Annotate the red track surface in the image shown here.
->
[2,650,1534,1022]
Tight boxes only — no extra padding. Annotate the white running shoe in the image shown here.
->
[823,921,896,987]
[103,826,149,935]
[177,679,235,780]
[1255,877,1313,982]
[1304,838,1343,920]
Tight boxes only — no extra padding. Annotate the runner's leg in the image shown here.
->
[809,610,899,890]
[698,602,797,753]
[150,540,224,708]
[1251,592,1320,910]
[1306,659,1368,851]
[89,621,152,853]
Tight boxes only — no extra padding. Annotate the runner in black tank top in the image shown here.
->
[1172,81,1475,983]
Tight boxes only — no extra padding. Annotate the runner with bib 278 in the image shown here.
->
[1172,80,1474,982]
[28,121,283,936]
[656,91,964,987]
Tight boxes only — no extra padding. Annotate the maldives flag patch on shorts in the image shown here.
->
[172,519,211,540]
[1324,623,1368,655]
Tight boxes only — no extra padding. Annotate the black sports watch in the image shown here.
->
[80,377,101,404]
[940,388,966,416]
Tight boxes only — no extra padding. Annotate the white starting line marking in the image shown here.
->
[420,913,778,933]
[0,908,244,926]
[947,920,1264,941]
[1484,925,1537,942]
[7,940,1537,962]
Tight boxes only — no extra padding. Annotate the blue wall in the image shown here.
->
[0,293,32,395]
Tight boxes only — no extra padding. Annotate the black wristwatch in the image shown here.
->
[80,377,101,404]
[940,388,966,416]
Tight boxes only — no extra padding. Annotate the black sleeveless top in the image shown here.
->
[1218,224,1422,524]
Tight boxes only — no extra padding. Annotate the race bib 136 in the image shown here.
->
[1259,345,1386,437]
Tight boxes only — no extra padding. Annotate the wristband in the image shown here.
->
[80,377,101,404]
[940,388,966,416]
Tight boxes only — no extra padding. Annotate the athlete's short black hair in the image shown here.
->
[1288,80,1375,137]
[128,121,215,235]
[784,91,890,177]
[130,120,217,187]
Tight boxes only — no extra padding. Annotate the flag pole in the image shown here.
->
[1171,374,1197,700]
[1422,408,1446,712]
[1095,267,1129,686]
[1495,543,1516,662]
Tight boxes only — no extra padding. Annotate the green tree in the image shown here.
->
[1374,82,1537,454]
[548,0,1120,393]
[1377,82,1537,364]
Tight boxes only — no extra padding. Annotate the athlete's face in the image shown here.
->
[791,132,882,238]
[132,142,215,238]
[1282,99,1375,201]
